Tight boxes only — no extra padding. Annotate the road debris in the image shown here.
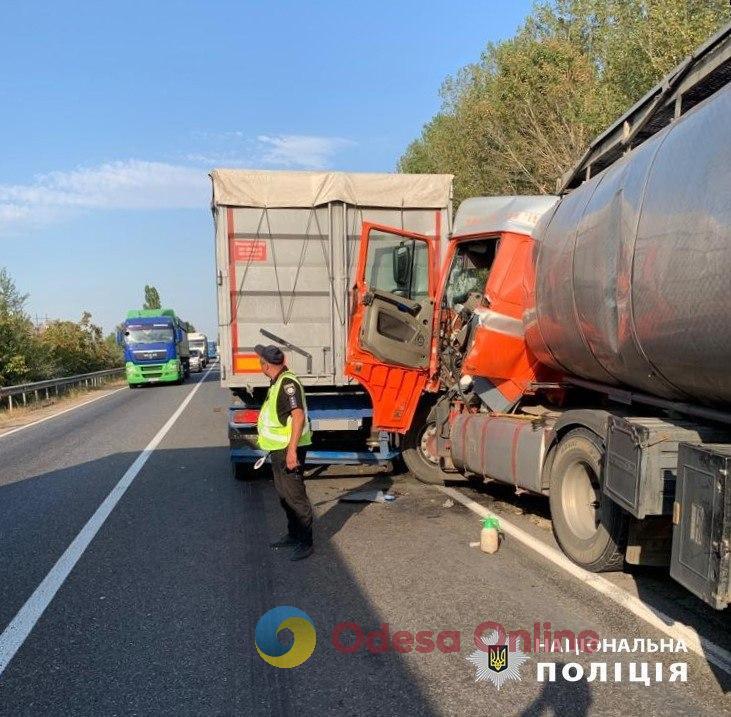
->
[339,489,396,503]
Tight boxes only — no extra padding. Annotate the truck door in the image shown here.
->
[346,223,438,432]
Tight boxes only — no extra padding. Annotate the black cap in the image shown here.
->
[254,344,285,365]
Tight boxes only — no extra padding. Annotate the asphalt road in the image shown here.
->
[0,369,729,715]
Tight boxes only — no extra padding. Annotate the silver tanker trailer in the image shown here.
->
[520,23,731,608]
[460,23,731,610]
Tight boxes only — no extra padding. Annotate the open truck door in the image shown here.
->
[345,222,439,432]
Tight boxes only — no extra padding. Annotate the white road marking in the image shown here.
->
[0,387,128,440]
[0,365,215,677]
[439,485,731,676]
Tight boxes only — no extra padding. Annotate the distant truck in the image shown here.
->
[207,340,218,361]
[119,309,190,386]
[187,332,209,368]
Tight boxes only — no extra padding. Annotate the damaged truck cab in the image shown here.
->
[345,196,558,485]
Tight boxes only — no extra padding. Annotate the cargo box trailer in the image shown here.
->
[210,170,453,469]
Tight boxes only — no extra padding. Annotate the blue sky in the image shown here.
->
[0,0,533,336]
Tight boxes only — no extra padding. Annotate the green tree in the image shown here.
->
[399,0,730,201]
[39,312,121,376]
[0,267,122,389]
[0,268,47,386]
[0,267,28,314]
[143,285,162,310]
[105,330,124,366]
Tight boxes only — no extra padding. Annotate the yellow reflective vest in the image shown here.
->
[257,370,313,451]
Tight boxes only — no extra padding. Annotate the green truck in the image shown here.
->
[118,309,191,386]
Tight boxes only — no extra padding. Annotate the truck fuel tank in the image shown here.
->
[450,412,548,493]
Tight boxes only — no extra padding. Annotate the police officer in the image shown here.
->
[255,344,314,561]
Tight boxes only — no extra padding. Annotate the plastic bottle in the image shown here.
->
[480,517,500,554]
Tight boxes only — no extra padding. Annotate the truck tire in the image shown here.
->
[549,428,627,572]
[402,405,451,485]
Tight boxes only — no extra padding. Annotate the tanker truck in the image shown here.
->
[345,25,731,609]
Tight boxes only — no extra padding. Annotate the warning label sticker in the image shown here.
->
[233,240,267,262]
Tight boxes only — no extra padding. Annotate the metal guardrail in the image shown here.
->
[0,368,125,412]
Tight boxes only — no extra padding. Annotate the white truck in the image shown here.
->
[187,332,209,368]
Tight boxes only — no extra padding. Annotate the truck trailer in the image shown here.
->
[343,25,731,610]
[210,169,453,467]
[119,309,191,386]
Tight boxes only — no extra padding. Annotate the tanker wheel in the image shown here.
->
[402,406,451,485]
[549,428,627,572]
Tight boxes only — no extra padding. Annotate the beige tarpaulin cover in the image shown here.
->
[210,169,453,209]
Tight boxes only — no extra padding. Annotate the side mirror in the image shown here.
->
[116,330,124,346]
[392,242,413,290]
[176,329,183,342]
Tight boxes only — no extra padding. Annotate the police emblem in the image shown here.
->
[466,630,529,690]
[284,384,296,396]
[488,644,508,673]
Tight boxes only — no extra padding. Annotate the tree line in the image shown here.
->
[0,267,123,387]
[398,0,730,203]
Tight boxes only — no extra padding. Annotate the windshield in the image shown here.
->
[125,327,174,344]
[444,241,496,309]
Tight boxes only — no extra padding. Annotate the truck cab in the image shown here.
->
[345,196,558,481]
[120,309,190,386]
[188,332,209,368]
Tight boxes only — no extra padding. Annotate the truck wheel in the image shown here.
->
[402,406,451,485]
[549,428,627,572]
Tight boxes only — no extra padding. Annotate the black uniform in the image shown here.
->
[269,369,313,547]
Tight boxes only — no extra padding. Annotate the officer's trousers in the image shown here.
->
[270,447,313,546]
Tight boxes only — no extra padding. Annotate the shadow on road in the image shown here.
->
[519,662,592,716]
[0,446,436,716]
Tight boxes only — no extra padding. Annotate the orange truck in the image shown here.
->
[345,26,731,609]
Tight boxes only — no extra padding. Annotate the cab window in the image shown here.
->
[444,239,497,308]
[365,230,429,300]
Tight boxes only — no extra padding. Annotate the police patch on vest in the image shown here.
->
[284,383,296,396]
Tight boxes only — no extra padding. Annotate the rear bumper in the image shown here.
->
[126,360,180,384]
[228,392,399,466]
[230,447,399,465]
